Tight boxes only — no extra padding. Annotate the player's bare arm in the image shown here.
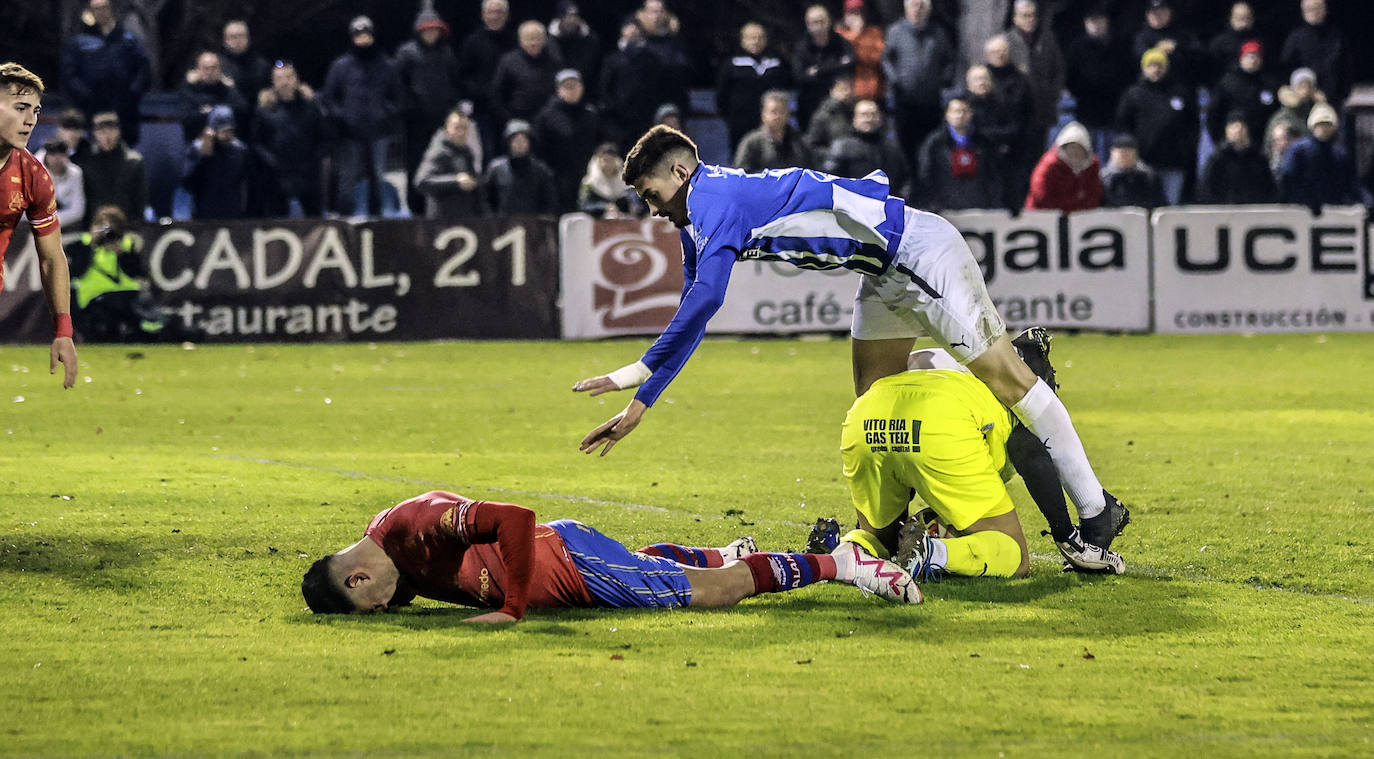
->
[36,231,77,388]
[0,63,77,388]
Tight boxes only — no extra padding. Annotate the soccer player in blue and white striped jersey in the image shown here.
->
[573,125,1127,552]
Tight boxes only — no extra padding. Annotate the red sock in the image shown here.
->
[741,553,838,593]
[637,543,725,568]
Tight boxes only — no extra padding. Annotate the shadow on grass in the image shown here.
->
[0,534,150,587]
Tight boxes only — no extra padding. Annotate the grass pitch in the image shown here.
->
[2,334,1372,757]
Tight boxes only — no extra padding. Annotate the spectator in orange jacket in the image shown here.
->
[1025,121,1102,212]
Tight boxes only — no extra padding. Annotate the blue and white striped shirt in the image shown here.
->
[635,163,908,406]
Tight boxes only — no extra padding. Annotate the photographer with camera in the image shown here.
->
[68,205,184,342]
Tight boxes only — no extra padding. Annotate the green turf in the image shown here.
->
[2,334,1372,757]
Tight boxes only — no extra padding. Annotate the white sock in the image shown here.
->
[1011,380,1106,519]
[927,538,949,569]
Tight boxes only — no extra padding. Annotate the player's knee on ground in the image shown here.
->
[941,530,1027,578]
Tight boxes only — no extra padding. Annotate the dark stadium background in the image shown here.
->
[6,0,1373,97]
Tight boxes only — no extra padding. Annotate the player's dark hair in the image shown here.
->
[622,125,697,185]
[0,62,45,96]
[301,555,355,614]
[44,139,69,155]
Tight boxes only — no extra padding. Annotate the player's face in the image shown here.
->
[0,88,41,151]
[633,163,691,228]
[334,562,399,614]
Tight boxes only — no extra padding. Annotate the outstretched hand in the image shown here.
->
[579,400,647,457]
[572,375,620,397]
[50,337,77,389]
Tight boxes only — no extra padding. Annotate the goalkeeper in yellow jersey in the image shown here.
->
[813,327,1129,580]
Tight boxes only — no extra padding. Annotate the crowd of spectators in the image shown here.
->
[42,0,1374,228]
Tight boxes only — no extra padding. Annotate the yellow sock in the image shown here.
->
[941,531,1023,577]
[840,529,890,560]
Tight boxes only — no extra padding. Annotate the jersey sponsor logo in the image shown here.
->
[739,247,763,259]
[478,568,491,604]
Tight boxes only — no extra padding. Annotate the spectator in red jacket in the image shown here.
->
[1025,120,1102,212]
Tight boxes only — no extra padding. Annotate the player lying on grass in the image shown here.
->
[809,328,1129,580]
[0,63,77,387]
[573,124,1126,551]
[301,490,921,621]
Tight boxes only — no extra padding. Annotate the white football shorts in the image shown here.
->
[851,207,1005,364]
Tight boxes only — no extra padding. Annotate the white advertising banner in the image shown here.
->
[945,208,1152,331]
[559,215,855,338]
[560,208,1153,339]
[1152,205,1373,333]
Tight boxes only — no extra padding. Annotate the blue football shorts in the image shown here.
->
[546,520,694,608]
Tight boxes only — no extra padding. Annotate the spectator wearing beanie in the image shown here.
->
[1207,40,1280,149]
[396,9,461,216]
[1115,46,1196,205]
[837,0,885,103]
[1278,104,1368,209]
[533,69,602,213]
[321,15,403,216]
[1198,114,1277,205]
[1026,120,1102,212]
[1101,134,1166,209]
[482,120,559,215]
[1263,67,1324,157]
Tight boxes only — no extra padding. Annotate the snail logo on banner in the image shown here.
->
[589,218,684,331]
[559,215,854,339]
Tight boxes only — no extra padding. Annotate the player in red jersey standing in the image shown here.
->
[0,63,77,387]
[301,490,922,620]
